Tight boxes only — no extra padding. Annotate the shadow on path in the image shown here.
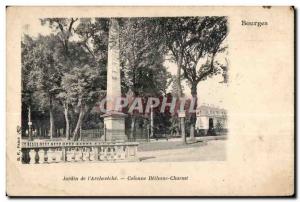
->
[138,140,208,152]
[139,156,156,161]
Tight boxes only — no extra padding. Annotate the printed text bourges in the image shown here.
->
[241,20,268,27]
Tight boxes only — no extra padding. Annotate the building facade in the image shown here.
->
[195,104,227,135]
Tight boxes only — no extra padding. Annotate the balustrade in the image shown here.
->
[21,140,139,164]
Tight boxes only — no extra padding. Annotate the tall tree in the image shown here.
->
[120,18,171,139]
[40,18,79,139]
[23,34,63,138]
[21,35,37,138]
[75,18,109,65]
[41,18,78,58]
[61,65,103,140]
[169,76,185,136]
[163,17,228,139]
[41,18,108,139]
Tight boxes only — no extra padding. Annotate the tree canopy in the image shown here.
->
[21,16,228,140]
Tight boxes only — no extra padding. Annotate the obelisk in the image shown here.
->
[102,19,127,142]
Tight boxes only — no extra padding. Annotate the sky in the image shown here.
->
[23,19,228,109]
[22,19,57,37]
[164,59,228,108]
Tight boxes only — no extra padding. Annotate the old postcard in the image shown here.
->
[6,6,294,196]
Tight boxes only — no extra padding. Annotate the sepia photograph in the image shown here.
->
[6,6,294,196]
[21,16,228,164]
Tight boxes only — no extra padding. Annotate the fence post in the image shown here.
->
[62,147,66,162]
[79,126,82,141]
[104,125,106,142]
[147,121,150,142]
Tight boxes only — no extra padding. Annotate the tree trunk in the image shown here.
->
[49,96,55,139]
[176,55,183,97]
[176,54,186,143]
[63,102,70,140]
[190,84,198,141]
[72,104,85,141]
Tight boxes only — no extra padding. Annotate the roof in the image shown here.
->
[196,104,227,117]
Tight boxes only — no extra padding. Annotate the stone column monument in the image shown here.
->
[101,19,127,142]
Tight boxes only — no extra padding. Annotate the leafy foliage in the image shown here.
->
[120,18,171,97]
[60,65,103,109]
[21,16,228,140]
[163,16,228,86]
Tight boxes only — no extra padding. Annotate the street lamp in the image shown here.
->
[28,106,33,141]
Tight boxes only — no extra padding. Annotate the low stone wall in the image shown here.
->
[21,140,139,164]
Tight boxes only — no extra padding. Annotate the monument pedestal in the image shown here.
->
[102,111,127,142]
